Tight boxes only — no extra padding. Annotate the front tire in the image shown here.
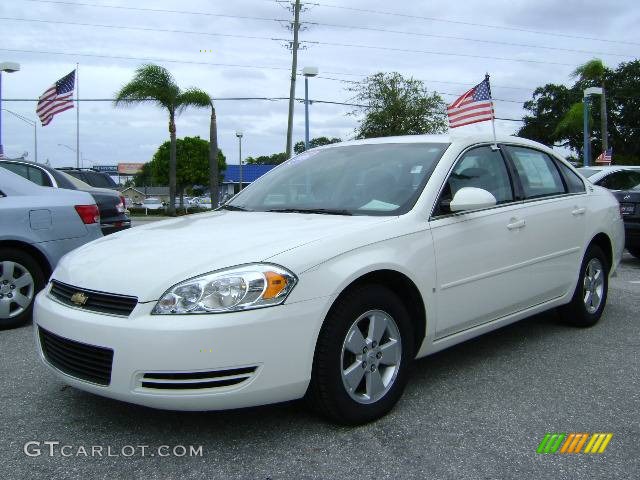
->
[559,245,608,327]
[0,248,45,330]
[306,285,414,425]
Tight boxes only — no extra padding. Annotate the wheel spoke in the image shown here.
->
[13,293,31,308]
[13,273,33,289]
[592,289,601,308]
[0,300,10,317]
[366,369,385,399]
[1,261,15,280]
[379,339,401,366]
[584,290,592,307]
[344,326,367,354]
[343,361,365,391]
[368,313,388,344]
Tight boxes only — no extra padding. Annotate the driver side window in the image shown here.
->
[436,146,514,215]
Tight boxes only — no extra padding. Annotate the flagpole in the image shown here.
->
[486,73,498,149]
[76,63,79,168]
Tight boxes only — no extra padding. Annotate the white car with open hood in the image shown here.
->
[33,134,624,424]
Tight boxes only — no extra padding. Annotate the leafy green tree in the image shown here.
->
[518,59,640,164]
[245,152,289,165]
[133,162,153,187]
[114,64,213,215]
[348,72,447,138]
[518,84,582,151]
[148,136,226,202]
[294,136,342,154]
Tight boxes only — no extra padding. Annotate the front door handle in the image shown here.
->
[572,207,586,216]
[507,218,526,230]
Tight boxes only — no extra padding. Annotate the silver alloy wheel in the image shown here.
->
[0,261,35,319]
[340,309,402,404]
[583,258,604,314]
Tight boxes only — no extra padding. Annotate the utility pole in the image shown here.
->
[285,0,301,159]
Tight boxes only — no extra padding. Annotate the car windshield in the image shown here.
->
[145,198,161,204]
[577,168,599,178]
[58,170,92,189]
[226,143,449,216]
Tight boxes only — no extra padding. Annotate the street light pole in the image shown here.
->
[236,130,244,191]
[0,62,21,158]
[302,67,318,151]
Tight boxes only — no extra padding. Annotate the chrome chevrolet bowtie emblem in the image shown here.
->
[70,292,88,306]
[624,195,631,200]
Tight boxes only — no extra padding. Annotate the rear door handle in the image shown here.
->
[507,218,526,230]
[572,207,586,216]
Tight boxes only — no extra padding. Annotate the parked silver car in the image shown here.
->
[0,168,102,329]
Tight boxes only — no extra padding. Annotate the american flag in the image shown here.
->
[595,147,613,165]
[36,70,75,126]
[447,76,495,128]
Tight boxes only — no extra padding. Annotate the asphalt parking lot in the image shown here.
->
[1,254,638,479]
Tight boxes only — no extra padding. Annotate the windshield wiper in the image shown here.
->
[219,204,251,211]
[266,208,352,216]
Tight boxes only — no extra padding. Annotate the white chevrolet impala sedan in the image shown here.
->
[34,135,624,424]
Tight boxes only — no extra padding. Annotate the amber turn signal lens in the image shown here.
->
[263,271,288,299]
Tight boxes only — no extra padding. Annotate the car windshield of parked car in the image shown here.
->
[145,198,161,204]
[577,168,599,178]
[226,143,450,215]
[58,170,92,189]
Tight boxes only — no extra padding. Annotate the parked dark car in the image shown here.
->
[579,166,640,258]
[0,160,131,235]
[57,167,119,190]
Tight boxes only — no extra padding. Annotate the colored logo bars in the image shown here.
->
[536,433,613,454]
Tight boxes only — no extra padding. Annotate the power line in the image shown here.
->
[19,0,288,23]
[315,75,536,91]
[308,1,640,47]
[0,16,290,43]
[304,20,631,59]
[304,39,577,67]
[2,16,615,69]
[0,47,293,72]
[1,96,527,121]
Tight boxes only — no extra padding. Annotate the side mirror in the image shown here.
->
[450,187,496,212]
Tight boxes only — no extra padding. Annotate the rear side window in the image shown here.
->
[598,171,640,190]
[555,160,585,193]
[28,166,52,187]
[506,146,565,199]
[1,162,29,181]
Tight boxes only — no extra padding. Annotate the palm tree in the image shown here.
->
[114,64,208,215]
[179,89,219,207]
[572,59,609,152]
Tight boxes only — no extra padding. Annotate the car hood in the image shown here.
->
[52,210,390,302]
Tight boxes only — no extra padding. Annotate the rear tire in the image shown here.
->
[306,284,414,425]
[559,245,608,328]
[0,248,46,330]
[628,248,640,260]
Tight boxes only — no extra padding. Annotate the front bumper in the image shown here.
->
[34,289,330,410]
[623,220,640,249]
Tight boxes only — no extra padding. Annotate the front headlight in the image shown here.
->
[151,263,297,315]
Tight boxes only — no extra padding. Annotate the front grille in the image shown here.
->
[49,280,137,316]
[39,327,114,385]
[140,366,258,390]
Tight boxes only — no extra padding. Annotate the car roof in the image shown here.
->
[317,134,560,155]
[578,165,640,171]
